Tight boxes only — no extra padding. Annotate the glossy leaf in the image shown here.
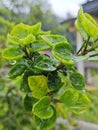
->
[24,93,38,111]
[69,71,85,90]
[2,47,24,60]
[47,71,63,92]
[20,70,34,92]
[7,34,20,45]
[71,93,91,113]
[10,23,28,39]
[33,55,56,72]
[28,75,48,99]
[28,22,41,34]
[60,89,79,107]
[34,106,57,130]
[52,42,74,65]
[20,34,35,45]
[75,19,88,40]
[32,40,50,52]
[41,34,67,46]
[8,63,27,79]
[77,7,98,38]
[33,96,53,119]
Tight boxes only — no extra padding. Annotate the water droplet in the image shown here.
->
[9,60,16,65]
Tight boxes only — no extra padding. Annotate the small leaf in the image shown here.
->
[32,40,50,52]
[77,7,98,38]
[28,22,41,34]
[28,75,48,99]
[34,106,57,130]
[8,63,27,79]
[52,42,74,65]
[20,34,35,45]
[2,47,24,60]
[33,96,54,119]
[47,71,63,92]
[75,19,88,40]
[71,93,91,113]
[33,55,56,72]
[7,34,20,45]
[20,70,34,92]
[60,89,79,107]
[69,71,85,90]
[24,93,38,111]
[41,34,67,46]
[10,23,28,39]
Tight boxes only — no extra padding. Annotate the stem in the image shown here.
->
[23,46,31,60]
[76,40,86,55]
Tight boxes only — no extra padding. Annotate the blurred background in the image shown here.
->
[0,0,98,130]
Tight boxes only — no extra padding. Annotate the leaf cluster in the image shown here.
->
[2,7,98,130]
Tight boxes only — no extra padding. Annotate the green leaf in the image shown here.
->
[71,93,91,113]
[60,89,79,107]
[7,34,20,45]
[47,71,63,92]
[20,70,34,92]
[72,55,89,63]
[41,34,67,46]
[28,22,41,34]
[20,34,35,45]
[33,96,54,119]
[24,93,38,111]
[32,40,50,52]
[8,63,27,79]
[69,71,85,90]
[2,47,24,60]
[10,23,29,39]
[34,106,57,130]
[75,19,88,40]
[33,55,56,72]
[77,7,98,38]
[52,42,74,65]
[28,75,48,99]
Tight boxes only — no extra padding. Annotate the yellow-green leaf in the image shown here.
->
[2,47,24,60]
[52,42,74,65]
[33,96,54,119]
[28,75,48,99]
[20,34,35,45]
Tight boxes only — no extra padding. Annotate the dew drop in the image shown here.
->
[9,60,16,65]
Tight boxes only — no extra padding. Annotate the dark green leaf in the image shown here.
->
[47,71,63,92]
[20,70,34,92]
[33,54,56,72]
[69,71,85,90]
[24,93,38,111]
[8,63,27,79]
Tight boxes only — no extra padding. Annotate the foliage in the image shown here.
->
[2,7,98,130]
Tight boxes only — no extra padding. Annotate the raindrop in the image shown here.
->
[9,60,16,65]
